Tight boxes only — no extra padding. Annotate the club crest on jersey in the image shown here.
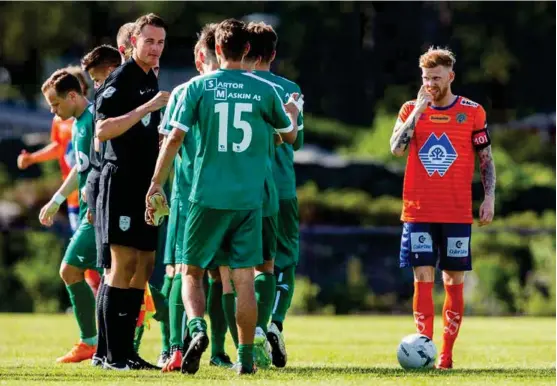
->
[429,114,451,123]
[456,113,467,123]
[141,112,151,127]
[418,133,458,177]
[119,216,131,231]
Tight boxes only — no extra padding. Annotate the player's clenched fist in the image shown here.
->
[415,86,433,113]
[148,91,170,112]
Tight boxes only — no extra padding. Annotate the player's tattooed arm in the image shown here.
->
[478,146,496,197]
[390,110,419,156]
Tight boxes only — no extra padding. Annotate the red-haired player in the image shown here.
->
[390,47,496,370]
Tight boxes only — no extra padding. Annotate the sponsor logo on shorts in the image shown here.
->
[119,216,131,232]
[447,237,469,257]
[77,255,85,263]
[410,232,433,253]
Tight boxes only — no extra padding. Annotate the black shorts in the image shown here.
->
[97,163,158,252]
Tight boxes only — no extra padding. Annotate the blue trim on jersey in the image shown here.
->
[430,95,460,111]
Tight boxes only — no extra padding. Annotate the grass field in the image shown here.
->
[0,314,554,385]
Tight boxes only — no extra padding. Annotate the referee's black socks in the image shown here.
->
[104,286,132,364]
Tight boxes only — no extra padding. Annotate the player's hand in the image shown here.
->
[39,200,60,227]
[274,133,284,146]
[145,182,166,225]
[478,195,495,227]
[148,91,170,112]
[86,209,94,225]
[415,86,433,113]
[284,93,304,117]
[17,150,33,170]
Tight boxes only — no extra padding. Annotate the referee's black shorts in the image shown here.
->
[97,162,158,253]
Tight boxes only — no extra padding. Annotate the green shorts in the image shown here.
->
[164,199,188,265]
[275,197,300,270]
[62,221,99,271]
[183,202,263,270]
[262,214,278,261]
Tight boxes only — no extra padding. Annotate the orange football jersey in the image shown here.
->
[398,96,488,224]
[51,116,79,207]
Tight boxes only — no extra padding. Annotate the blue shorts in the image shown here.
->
[399,222,472,271]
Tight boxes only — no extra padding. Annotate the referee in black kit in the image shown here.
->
[94,13,169,370]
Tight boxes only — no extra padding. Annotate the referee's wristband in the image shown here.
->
[53,192,66,205]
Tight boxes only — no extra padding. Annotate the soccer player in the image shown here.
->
[38,69,99,363]
[80,43,123,368]
[18,66,101,295]
[18,66,88,233]
[390,47,496,370]
[146,18,300,375]
[94,13,169,370]
[244,21,305,369]
[158,23,235,372]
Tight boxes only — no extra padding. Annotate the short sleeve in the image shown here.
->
[159,88,181,135]
[50,119,59,142]
[266,87,292,133]
[95,77,122,122]
[471,105,491,150]
[397,101,415,123]
[170,82,197,133]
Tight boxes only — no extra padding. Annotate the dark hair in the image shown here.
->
[215,18,249,61]
[194,23,218,63]
[81,45,122,72]
[41,69,83,97]
[133,13,167,36]
[246,21,277,63]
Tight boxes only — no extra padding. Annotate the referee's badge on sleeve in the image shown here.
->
[102,86,116,98]
[119,216,131,231]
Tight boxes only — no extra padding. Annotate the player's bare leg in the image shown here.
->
[180,264,209,374]
[231,267,257,373]
[253,260,275,368]
[412,266,435,340]
[57,263,97,363]
[436,270,465,370]
[207,268,233,367]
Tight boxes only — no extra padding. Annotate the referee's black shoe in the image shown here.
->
[128,353,161,370]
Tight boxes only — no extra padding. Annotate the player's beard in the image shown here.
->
[433,85,449,103]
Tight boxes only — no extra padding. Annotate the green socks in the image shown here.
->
[207,279,227,356]
[238,344,254,370]
[66,280,97,341]
[222,293,238,348]
[169,273,185,347]
[254,272,276,334]
[151,278,172,353]
[272,266,296,324]
[188,317,207,338]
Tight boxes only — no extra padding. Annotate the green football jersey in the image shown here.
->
[252,71,304,200]
[72,103,95,221]
[170,69,293,210]
[160,84,196,207]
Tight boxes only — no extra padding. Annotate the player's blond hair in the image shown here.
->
[194,23,218,64]
[117,22,135,60]
[419,46,456,69]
